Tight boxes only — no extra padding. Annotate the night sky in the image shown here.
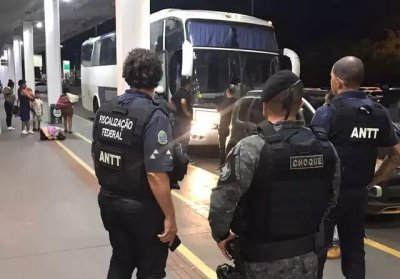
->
[63,0,400,86]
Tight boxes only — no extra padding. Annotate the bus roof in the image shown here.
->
[151,9,273,27]
[83,9,274,46]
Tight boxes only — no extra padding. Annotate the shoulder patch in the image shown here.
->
[219,162,232,182]
[158,130,168,145]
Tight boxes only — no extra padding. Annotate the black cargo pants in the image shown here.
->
[318,188,368,279]
[99,192,168,279]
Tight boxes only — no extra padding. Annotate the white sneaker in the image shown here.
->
[21,130,28,135]
[7,127,15,131]
[28,130,35,134]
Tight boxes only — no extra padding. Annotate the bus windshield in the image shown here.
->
[187,19,278,52]
[192,49,279,105]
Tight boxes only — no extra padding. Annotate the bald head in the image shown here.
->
[332,56,364,89]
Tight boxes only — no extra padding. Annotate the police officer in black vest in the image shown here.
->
[313,56,400,279]
[209,70,341,278]
[92,49,177,279]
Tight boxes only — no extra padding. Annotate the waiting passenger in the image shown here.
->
[18,80,35,135]
[56,88,74,133]
[2,79,16,131]
[39,126,65,140]
[31,92,44,131]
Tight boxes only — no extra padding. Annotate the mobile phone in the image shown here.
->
[169,236,181,252]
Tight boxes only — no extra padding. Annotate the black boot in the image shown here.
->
[170,182,181,190]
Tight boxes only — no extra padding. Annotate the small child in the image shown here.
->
[32,93,44,131]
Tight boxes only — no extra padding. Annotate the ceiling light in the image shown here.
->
[62,0,72,3]
[36,21,43,29]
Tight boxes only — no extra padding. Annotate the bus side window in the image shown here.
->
[165,19,184,52]
[99,36,116,66]
[151,20,164,53]
[82,43,94,67]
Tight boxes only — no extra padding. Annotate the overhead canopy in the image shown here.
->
[0,0,114,52]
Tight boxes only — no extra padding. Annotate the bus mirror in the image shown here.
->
[181,40,194,77]
[282,48,301,77]
[155,85,165,94]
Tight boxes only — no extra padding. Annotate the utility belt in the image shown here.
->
[240,233,316,262]
[100,184,154,200]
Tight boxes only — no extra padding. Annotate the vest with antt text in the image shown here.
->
[329,95,388,189]
[92,96,159,199]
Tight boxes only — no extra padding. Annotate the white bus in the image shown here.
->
[81,9,300,145]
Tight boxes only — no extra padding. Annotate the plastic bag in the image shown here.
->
[67,93,80,103]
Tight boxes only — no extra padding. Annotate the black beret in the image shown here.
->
[261,70,302,102]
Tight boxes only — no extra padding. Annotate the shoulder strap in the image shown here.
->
[127,104,160,137]
[308,125,329,141]
[109,97,128,115]
[257,121,284,150]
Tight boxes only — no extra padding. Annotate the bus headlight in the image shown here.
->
[191,111,220,135]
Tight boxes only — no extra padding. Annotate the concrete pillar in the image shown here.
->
[7,46,15,84]
[13,36,23,91]
[23,21,35,93]
[115,0,150,95]
[44,0,62,109]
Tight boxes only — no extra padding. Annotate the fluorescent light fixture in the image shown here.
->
[62,0,72,3]
[36,21,43,28]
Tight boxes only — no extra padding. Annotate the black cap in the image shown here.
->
[261,70,302,102]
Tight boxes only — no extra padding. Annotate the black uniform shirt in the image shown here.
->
[118,91,174,173]
[172,87,192,119]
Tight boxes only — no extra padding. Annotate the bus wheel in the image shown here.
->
[93,97,99,113]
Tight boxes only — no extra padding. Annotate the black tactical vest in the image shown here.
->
[239,122,336,260]
[329,96,388,189]
[92,96,159,199]
[153,98,189,184]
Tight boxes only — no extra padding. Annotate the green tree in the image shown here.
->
[352,30,400,84]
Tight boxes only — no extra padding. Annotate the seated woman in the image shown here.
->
[40,126,66,140]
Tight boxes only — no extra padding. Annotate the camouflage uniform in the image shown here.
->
[209,121,341,279]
